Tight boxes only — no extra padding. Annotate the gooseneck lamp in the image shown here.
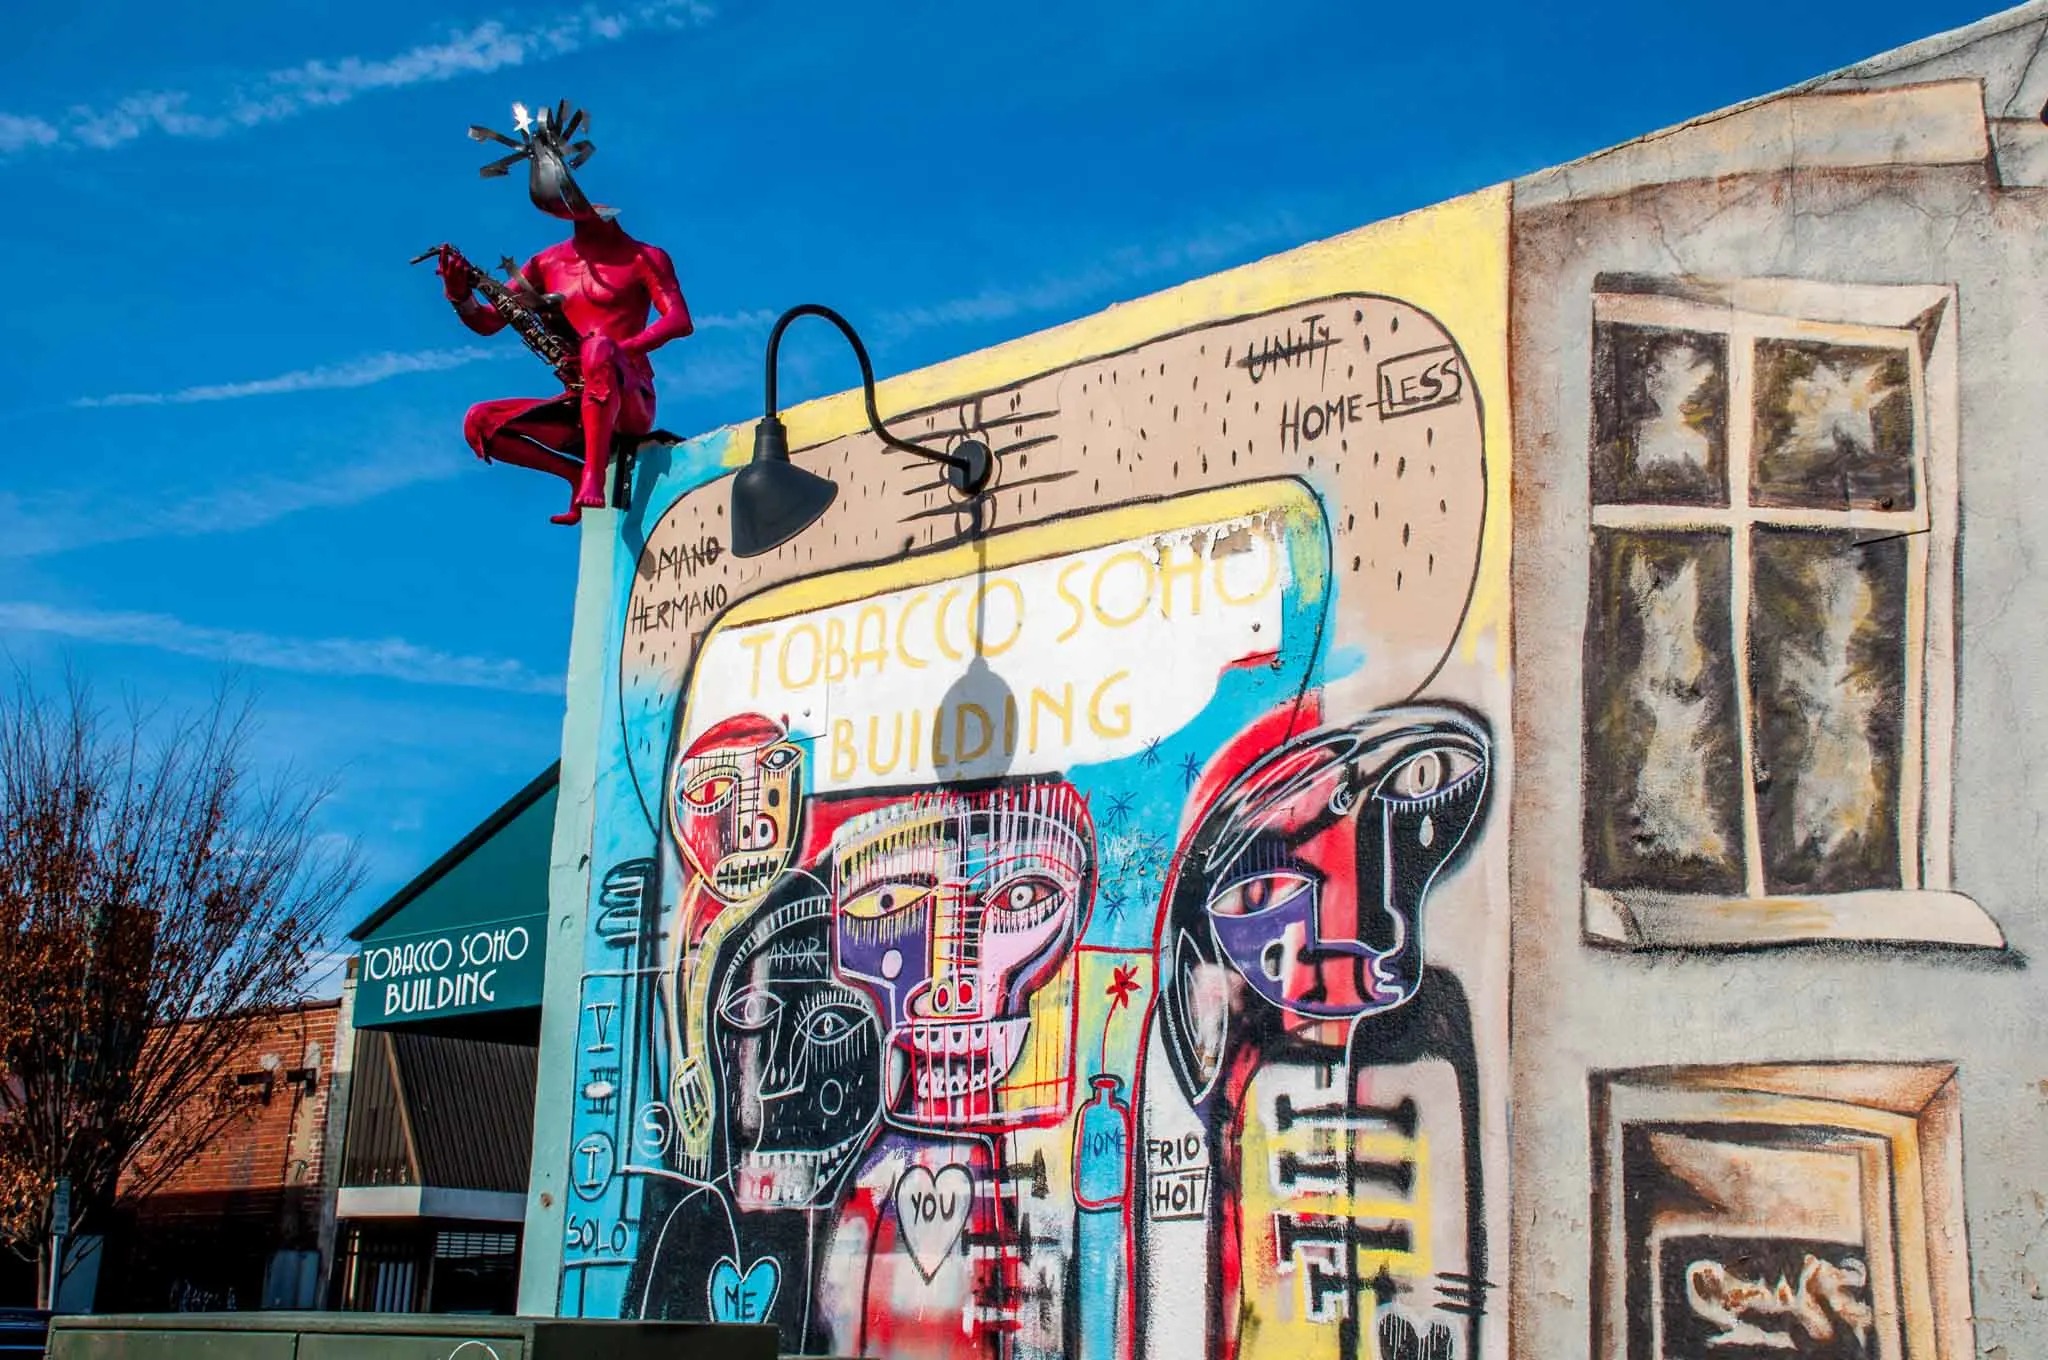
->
[731,305,994,558]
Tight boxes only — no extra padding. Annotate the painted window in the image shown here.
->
[1579,279,1997,949]
[1590,1065,1973,1360]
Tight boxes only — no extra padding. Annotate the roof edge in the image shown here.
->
[348,763,562,943]
[1516,1,2047,193]
[1827,0,2048,85]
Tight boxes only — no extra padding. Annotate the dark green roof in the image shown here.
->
[349,764,560,943]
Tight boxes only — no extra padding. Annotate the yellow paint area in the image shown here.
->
[705,478,1325,633]
[679,479,1329,783]
[1237,1088,1436,1360]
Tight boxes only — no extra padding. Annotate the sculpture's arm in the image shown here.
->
[621,245,694,357]
[436,246,510,336]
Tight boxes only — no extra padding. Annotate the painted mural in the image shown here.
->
[556,191,1513,1359]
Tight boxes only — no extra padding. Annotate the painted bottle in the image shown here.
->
[1074,1073,1133,1360]
[1075,1073,1132,1209]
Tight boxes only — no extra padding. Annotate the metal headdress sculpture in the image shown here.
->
[468,99,608,221]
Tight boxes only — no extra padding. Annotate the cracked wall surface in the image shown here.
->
[1510,7,2048,1357]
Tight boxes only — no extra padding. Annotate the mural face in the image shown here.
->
[1188,708,1490,1027]
[669,714,805,904]
[706,878,882,1209]
[831,783,1091,1129]
[1153,703,1495,1360]
[563,196,1512,1360]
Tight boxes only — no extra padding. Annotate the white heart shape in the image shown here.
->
[894,1163,975,1283]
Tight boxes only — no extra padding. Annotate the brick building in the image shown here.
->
[97,999,343,1312]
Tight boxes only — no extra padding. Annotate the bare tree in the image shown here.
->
[0,670,361,1306]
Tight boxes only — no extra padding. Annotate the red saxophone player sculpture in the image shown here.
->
[429,101,694,525]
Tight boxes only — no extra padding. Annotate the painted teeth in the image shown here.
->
[734,1125,869,1208]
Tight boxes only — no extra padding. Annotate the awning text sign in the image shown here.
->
[356,914,544,1026]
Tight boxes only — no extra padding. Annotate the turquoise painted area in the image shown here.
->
[354,915,546,1024]
[556,433,747,1319]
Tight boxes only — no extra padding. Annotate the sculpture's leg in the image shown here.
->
[465,398,583,484]
[554,337,657,526]
[556,337,623,525]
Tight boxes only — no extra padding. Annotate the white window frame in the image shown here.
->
[1580,278,1999,950]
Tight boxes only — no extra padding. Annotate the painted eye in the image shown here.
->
[1208,870,1315,918]
[681,765,740,812]
[719,986,782,1031]
[986,874,1061,918]
[1382,746,1480,802]
[800,1002,868,1046]
[840,881,933,920]
[758,742,802,774]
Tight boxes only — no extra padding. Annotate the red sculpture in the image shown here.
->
[428,102,694,525]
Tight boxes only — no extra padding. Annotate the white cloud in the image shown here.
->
[0,601,565,695]
[4,0,715,156]
[0,113,60,153]
[692,308,779,332]
[22,315,766,559]
[74,345,508,408]
[71,309,766,411]
[0,450,474,560]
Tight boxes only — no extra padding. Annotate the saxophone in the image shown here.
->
[414,244,583,389]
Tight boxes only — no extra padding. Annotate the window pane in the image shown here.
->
[1584,529,1746,893]
[1752,340,1915,512]
[1749,528,1907,894]
[1592,322,1729,506]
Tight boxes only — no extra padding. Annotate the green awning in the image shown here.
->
[349,766,557,1028]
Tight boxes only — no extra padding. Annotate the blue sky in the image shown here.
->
[0,0,1999,980]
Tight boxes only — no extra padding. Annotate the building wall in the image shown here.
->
[528,6,2048,1357]
[108,999,340,1311]
[1508,13,2048,1359]
[131,1001,340,1198]
[532,191,1518,1358]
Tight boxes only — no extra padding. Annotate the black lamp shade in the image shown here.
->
[735,309,996,557]
[731,453,838,558]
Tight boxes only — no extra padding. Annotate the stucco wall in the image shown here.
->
[1510,21,2048,1358]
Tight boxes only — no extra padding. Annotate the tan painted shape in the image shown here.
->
[623,295,1486,799]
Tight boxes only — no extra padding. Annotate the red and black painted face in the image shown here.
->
[668,714,805,903]
[1174,705,1491,1035]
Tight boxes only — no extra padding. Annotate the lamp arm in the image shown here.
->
[763,304,974,477]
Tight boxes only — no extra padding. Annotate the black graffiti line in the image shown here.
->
[1276,1151,1417,1193]
[1852,526,1930,549]
[897,470,1079,518]
[1233,316,1339,384]
[1273,1091,1420,1136]
[992,433,1060,456]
